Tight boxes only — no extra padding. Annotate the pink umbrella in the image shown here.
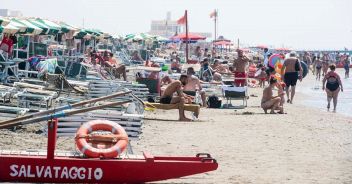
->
[171,33,206,41]
[256,45,268,49]
[275,48,291,51]
[214,40,233,46]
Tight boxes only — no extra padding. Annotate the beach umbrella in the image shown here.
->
[214,40,233,46]
[58,21,78,33]
[33,18,61,35]
[256,45,268,49]
[268,54,284,68]
[0,16,10,26]
[28,19,50,35]
[11,18,43,35]
[275,48,291,51]
[1,24,20,34]
[170,33,206,41]
[124,33,144,41]
[85,29,103,36]
[154,35,169,42]
[73,29,88,39]
[7,20,27,34]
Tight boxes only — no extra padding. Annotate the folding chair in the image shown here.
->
[222,85,248,108]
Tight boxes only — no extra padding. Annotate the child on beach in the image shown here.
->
[277,82,286,107]
[257,67,267,88]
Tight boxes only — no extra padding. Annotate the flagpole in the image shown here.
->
[214,9,217,42]
[185,10,189,64]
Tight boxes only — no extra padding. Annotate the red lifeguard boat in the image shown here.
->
[0,119,218,183]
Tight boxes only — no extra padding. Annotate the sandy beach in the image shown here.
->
[0,72,351,184]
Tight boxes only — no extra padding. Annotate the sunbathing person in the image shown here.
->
[106,53,127,81]
[261,77,284,114]
[160,75,192,121]
[183,67,207,107]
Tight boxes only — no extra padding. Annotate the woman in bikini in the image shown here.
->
[322,64,343,112]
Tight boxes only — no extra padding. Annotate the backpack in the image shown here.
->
[207,95,222,108]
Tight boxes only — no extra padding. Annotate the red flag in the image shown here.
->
[210,10,217,18]
[177,14,186,25]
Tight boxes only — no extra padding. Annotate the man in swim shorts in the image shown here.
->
[233,49,250,87]
[282,51,302,104]
[160,74,192,121]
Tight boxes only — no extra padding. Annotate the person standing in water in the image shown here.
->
[343,55,350,78]
[315,56,322,81]
[322,64,343,112]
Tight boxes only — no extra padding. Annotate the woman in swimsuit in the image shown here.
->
[322,64,343,112]
[315,57,322,81]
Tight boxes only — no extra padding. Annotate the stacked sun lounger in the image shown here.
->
[13,82,57,110]
[43,110,144,140]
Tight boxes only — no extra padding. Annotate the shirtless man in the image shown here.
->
[281,51,302,104]
[261,77,284,114]
[233,49,250,87]
[160,75,192,121]
[184,67,207,107]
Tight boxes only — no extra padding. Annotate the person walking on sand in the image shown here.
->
[322,64,343,112]
[261,77,284,114]
[281,51,303,104]
[315,56,322,81]
[160,74,192,121]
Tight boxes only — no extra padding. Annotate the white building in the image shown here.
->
[0,9,23,17]
[149,12,181,38]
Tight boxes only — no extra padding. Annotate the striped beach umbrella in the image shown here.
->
[1,24,20,34]
[0,16,10,26]
[28,19,50,35]
[58,21,78,33]
[7,20,27,34]
[11,18,43,35]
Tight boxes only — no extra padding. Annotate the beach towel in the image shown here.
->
[36,58,58,77]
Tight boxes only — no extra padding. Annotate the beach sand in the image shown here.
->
[0,73,352,184]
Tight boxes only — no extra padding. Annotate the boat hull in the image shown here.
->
[0,153,218,183]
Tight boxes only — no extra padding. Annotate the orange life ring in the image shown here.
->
[75,120,128,158]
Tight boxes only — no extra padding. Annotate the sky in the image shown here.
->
[1,0,352,50]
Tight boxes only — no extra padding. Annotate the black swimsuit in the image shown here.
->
[326,75,339,91]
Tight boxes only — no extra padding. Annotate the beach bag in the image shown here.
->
[207,95,221,108]
[0,37,14,53]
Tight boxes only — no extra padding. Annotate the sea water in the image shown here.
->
[296,69,352,117]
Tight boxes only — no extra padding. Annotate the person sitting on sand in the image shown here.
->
[281,51,302,104]
[322,64,343,112]
[171,59,181,73]
[106,53,127,81]
[160,75,193,121]
[212,60,230,74]
[261,77,284,114]
[184,67,207,107]
[233,49,250,87]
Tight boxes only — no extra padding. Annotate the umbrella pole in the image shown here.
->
[185,10,189,64]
